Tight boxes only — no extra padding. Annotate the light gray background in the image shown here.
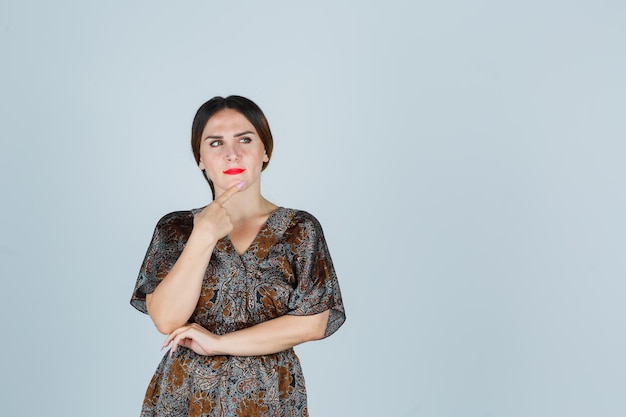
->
[1,1,625,416]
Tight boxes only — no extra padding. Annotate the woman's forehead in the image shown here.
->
[203,109,256,135]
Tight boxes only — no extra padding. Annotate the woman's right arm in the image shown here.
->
[146,183,243,334]
[146,230,217,334]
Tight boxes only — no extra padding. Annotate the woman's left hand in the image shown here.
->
[163,323,220,357]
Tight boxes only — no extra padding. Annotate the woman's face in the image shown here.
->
[198,108,269,194]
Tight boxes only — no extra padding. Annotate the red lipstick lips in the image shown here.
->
[223,168,245,175]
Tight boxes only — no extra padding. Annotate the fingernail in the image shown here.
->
[237,181,246,190]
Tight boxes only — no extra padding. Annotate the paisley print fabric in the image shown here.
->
[131,207,345,417]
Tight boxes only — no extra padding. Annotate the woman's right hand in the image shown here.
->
[192,181,245,243]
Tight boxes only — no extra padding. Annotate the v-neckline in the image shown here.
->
[225,207,282,257]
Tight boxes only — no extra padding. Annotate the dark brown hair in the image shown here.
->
[191,95,274,199]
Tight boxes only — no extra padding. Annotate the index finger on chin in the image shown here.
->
[215,181,245,205]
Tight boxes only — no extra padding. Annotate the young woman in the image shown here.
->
[130,95,345,416]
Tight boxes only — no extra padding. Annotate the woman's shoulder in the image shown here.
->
[274,206,316,222]
[153,209,195,236]
[275,207,325,235]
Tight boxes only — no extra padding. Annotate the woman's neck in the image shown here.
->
[220,189,277,222]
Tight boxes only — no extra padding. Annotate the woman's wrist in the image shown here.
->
[187,228,219,253]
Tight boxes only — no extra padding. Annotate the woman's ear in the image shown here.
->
[263,152,269,163]
[199,159,206,170]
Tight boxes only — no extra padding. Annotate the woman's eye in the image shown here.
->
[209,140,222,147]
[240,137,252,143]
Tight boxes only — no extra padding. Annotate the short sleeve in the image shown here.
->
[130,211,192,314]
[287,212,346,338]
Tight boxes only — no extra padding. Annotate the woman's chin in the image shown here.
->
[214,178,248,194]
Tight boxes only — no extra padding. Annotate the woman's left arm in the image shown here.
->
[163,310,330,357]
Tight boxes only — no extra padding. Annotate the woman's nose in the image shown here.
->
[225,145,240,161]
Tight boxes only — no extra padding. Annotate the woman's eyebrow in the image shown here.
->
[204,131,255,140]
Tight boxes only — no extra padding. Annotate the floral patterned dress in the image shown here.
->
[131,207,345,417]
